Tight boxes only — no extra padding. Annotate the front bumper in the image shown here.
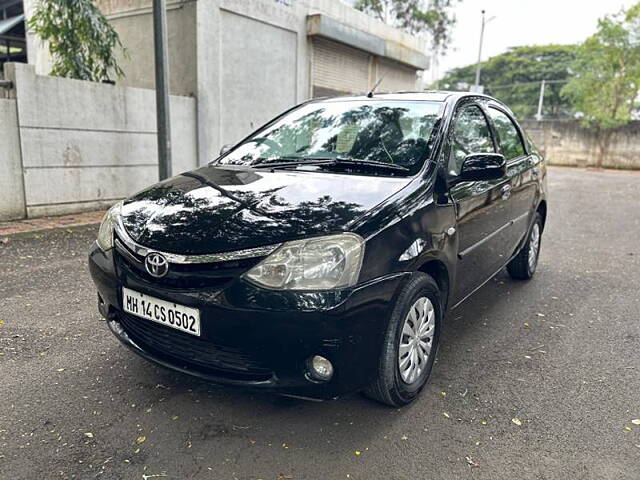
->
[89,243,408,400]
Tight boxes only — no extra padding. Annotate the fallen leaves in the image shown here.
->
[465,456,480,468]
[354,450,361,456]
[84,432,94,439]
[632,419,640,425]
[135,435,146,444]
[443,412,450,419]
[511,418,522,426]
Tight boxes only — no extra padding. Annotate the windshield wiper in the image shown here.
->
[252,156,409,173]
[250,156,306,167]
[328,157,410,173]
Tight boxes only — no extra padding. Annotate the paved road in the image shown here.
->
[1,167,639,480]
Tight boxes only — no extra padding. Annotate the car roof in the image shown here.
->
[314,91,516,117]
[317,91,492,103]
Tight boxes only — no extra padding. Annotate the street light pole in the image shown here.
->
[536,79,546,121]
[153,0,172,180]
[473,10,495,91]
[474,10,486,89]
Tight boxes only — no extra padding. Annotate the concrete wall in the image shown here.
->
[218,4,300,147]
[3,63,197,218]
[196,0,311,164]
[98,0,198,96]
[0,98,26,220]
[522,120,640,170]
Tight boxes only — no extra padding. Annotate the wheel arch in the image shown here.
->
[416,258,450,313]
[536,200,547,232]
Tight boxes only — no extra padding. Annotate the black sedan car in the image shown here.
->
[89,92,547,406]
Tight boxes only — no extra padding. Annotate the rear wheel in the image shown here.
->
[507,212,543,280]
[364,273,442,407]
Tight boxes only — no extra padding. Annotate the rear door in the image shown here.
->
[447,100,517,302]
[486,106,537,251]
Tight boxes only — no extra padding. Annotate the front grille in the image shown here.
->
[114,234,261,290]
[119,312,273,381]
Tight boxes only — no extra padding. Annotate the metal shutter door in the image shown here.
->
[377,58,417,92]
[312,38,370,96]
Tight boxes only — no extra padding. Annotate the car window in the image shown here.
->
[217,100,443,176]
[488,107,526,160]
[448,105,495,176]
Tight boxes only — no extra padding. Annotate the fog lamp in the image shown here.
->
[307,355,334,381]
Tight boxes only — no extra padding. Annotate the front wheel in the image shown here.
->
[364,273,442,407]
[507,212,543,280]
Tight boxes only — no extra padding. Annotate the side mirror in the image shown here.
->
[459,153,506,182]
[219,144,233,156]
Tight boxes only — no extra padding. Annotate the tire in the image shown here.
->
[507,212,543,280]
[364,272,442,407]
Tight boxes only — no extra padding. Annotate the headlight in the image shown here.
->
[96,201,123,251]
[244,233,365,290]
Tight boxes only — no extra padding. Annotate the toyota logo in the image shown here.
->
[145,252,169,278]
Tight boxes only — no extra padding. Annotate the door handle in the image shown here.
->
[501,184,512,200]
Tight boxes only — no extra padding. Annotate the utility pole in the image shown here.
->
[473,10,495,92]
[153,0,172,180]
[536,79,546,121]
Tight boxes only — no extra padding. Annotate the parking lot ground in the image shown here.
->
[1,166,639,480]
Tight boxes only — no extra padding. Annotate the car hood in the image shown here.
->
[119,165,411,254]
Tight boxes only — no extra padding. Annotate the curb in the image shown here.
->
[0,210,106,238]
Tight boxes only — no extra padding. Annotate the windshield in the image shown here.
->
[216,100,444,176]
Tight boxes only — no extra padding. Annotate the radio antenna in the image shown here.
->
[367,73,387,98]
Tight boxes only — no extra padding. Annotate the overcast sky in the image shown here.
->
[432,0,638,80]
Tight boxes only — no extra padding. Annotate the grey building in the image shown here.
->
[95,0,430,164]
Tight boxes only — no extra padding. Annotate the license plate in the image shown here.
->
[122,287,201,337]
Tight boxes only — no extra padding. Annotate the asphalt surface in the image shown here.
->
[1,167,639,480]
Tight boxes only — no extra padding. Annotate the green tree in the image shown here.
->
[354,0,459,53]
[436,44,578,119]
[561,4,640,166]
[29,0,126,82]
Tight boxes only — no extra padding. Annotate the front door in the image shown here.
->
[445,102,515,303]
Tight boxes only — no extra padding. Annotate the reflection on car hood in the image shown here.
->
[120,165,411,254]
